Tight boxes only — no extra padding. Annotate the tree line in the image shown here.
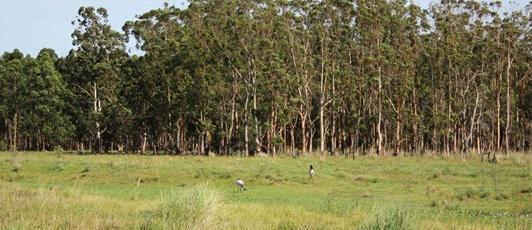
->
[0,0,530,156]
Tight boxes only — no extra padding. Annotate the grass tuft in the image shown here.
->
[80,166,89,173]
[494,193,509,200]
[156,183,221,229]
[359,207,413,230]
[11,154,21,173]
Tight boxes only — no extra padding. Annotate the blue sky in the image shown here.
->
[0,0,528,57]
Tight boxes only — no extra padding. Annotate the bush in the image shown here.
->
[359,207,413,230]
[159,183,221,229]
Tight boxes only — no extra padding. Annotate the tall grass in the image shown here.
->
[359,207,413,230]
[11,153,21,173]
[156,183,221,229]
[0,184,135,229]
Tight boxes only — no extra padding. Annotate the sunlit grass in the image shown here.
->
[0,152,530,229]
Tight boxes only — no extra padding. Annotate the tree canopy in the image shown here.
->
[0,0,530,156]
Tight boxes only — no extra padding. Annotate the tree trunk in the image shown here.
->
[300,109,308,154]
[465,89,479,154]
[227,73,237,154]
[93,82,102,153]
[395,115,400,156]
[319,41,326,154]
[377,66,383,155]
[12,113,18,151]
[330,74,336,155]
[290,123,295,156]
[496,83,501,152]
[141,132,147,154]
[505,51,512,155]
[244,81,250,156]
[251,58,261,153]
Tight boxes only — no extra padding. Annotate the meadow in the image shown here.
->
[0,152,530,229]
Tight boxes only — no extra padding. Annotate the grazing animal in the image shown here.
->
[309,165,315,179]
[236,179,247,191]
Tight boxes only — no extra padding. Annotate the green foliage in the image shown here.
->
[0,0,530,156]
[0,49,73,150]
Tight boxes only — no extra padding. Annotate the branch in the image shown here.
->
[385,94,399,114]
[72,83,93,98]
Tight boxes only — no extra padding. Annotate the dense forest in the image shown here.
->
[0,0,530,156]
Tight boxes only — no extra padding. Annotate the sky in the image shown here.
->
[0,0,528,57]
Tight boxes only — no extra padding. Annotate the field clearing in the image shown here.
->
[0,152,531,229]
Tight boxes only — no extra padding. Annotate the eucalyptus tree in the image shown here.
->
[65,7,126,152]
[248,0,293,155]
[307,0,357,154]
[284,0,316,153]
[124,4,186,154]
[513,4,531,151]
[499,10,527,154]
[308,0,335,154]
[0,50,27,151]
[21,49,73,150]
[182,0,249,155]
[381,1,427,156]
[452,1,491,154]
[429,1,477,154]
[355,0,392,155]
[1,0,529,155]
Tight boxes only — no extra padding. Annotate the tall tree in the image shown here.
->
[65,7,126,152]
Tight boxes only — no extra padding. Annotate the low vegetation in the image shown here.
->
[0,152,530,229]
[358,207,412,230]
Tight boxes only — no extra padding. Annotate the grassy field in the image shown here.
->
[0,152,530,229]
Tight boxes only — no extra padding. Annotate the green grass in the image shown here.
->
[0,152,530,229]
